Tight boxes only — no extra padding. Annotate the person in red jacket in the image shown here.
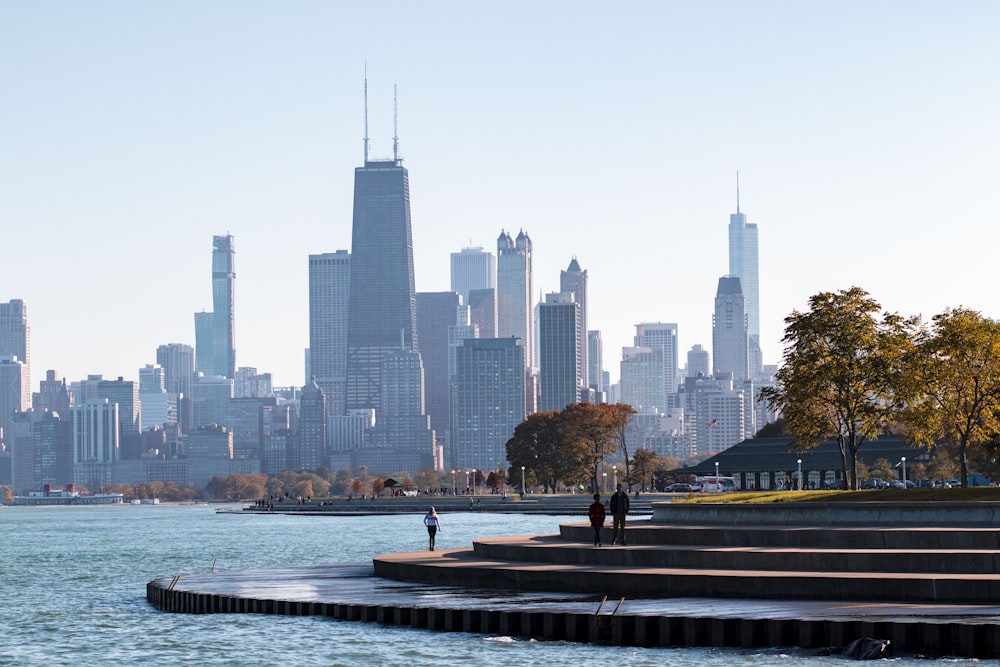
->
[588,493,606,546]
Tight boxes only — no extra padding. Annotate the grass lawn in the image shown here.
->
[682,487,1000,503]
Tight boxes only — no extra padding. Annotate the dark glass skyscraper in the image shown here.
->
[344,156,416,414]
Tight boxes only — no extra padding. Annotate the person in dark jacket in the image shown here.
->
[588,493,606,546]
[610,484,630,545]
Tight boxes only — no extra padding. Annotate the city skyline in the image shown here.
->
[4,2,998,388]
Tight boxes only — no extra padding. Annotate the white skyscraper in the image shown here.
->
[450,246,496,304]
[728,175,761,375]
[497,230,534,370]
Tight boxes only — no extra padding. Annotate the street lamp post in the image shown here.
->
[901,457,907,488]
[451,470,456,496]
[797,459,803,491]
[472,469,477,496]
[612,465,617,490]
[520,465,526,497]
[714,461,720,481]
[602,472,608,493]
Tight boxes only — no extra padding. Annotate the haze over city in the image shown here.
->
[3,1,997,387]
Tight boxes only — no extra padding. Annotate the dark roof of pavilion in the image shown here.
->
[673,435,931,476]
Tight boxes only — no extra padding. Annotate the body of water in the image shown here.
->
[0,503,992,666]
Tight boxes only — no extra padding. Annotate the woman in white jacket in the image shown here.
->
[423,507,442,551]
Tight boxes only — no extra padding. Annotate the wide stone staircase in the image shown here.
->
[373,501,1000,603]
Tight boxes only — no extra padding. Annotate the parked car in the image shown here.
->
[665,482,693,493]
[862,478,889,489]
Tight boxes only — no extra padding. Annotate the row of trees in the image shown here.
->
[760,287,1000,489]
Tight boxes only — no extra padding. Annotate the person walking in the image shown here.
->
[423,507,442,551]
[610,484,631,545]
[588,493,606,547]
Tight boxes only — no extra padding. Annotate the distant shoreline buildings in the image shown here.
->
[0,94,777,495]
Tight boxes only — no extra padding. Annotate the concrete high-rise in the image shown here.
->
[308,250,350,417]
[712,276,749,385]
[416,291,460,444]
[345,123,416,416]
[538,292,584,412]
[497,230,534,370]
[452,337,525,471]
[728,176,761,374]
[559,258,589,388]
[632,323,679,410]
[0,299,29,390]
[450,246,495,304]
[686,344,711,379]
[0,355,29,441]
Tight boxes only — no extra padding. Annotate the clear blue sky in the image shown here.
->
[3,1,998,388]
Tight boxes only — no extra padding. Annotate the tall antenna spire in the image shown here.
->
[393,83,399,162]
[736,171,741,214]
[363,63,370,165]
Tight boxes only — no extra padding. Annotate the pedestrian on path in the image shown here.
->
[610,484,630,545]
[423,507,442,551]
[588,493,606,546]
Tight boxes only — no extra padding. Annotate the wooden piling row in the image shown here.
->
[145,580,1000,657]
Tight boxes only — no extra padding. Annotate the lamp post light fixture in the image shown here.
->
[612,465,617,490]
[714,461,720,480]
[451,469,456,496]
[472,469,477,497]
[901,457,907,488]
[602,472,608,494]
[797,459,803,491]
[520,465,526,496]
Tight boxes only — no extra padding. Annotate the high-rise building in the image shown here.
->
[452,338,525,471]
[0,299,29,391]
[496,230,534,370]
[212,234,236,378]
[538,292,584,412]
[587,330,604,393]
[194,235,236,379]
[0,355,30,441]
[450,246,495,303]
[560,258,589,388]
[308,250,350,418]
[416,291,460,444]
[345,124,417,417]
[633,323,679,409]
[296,379,327,471]
[686,344,711,379]
[157,343,195,398]
[619,346,664,412]
[712,276,749,385]
[728,177,761,375]
[467,288,496,338]
[97,376,141,437]
[33,370,73,417]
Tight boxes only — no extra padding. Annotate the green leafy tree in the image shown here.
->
[759,287,916,489]
[901,308,1000,487]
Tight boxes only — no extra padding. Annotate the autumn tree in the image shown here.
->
[629,448,675,492]
[901,308,1000,487]
[505,411,564,492]
[759,287,916,489]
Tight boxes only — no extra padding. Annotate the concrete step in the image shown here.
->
[558,520,1000,550]
[472,535,1000,574]
[372,548,1000,603]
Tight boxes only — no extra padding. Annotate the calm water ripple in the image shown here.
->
[0,504,993,666]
